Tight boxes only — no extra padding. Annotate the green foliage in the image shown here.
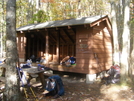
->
[29,10,48,24]
[130,18,134,24]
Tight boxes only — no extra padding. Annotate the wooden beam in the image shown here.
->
[90,16,108,27]
[68,26,71,29]
[49,32,57,42]
[45,31,49,66]
[62,45,64,59]
[20,30,23,33]
[63,29,74,43]
[56,30,60,63]
[72,28,76,35]
[26,34,31,58]
[59,33,66,43]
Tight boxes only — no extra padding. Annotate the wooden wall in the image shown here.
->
[75,21,112,74]
[17,33,26,62]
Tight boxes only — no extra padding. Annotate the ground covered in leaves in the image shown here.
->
[23,71,134,101]
[1,71,134,101]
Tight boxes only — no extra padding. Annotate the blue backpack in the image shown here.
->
[45,75,64,96]
[70,57,76,65]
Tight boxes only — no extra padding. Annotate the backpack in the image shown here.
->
[70,57,76,65]
[104,65,120,84]
[45,75,64,97]
[107,65,120,77]
[37,64,52,71]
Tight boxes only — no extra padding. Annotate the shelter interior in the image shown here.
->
[24,27,76,63]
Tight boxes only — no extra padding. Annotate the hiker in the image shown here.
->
[60,56,71,66]
[42,75,64,99]
[26,59,32,66]
[20,59,32,68]
[103,64,120,85]
[30,55,36,62]
[40,56,46,64]
[36,57,41,63]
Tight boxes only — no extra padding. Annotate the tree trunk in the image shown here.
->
[111,2,120,65]
[77,0,81,17]
[130,1,134,82]
[0,0,6,57]
[3,0,21,101]
[120,0,130,84]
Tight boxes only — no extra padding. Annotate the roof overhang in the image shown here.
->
[16,15,111,32]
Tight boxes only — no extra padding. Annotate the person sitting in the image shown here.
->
[26,59,32,66]
[42,75,64,99]
[30,55,36,62]
[20,59,32,68]
[60,56,71,66]
[40,56,46,64]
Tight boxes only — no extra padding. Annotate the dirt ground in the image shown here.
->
[1,71,134,101]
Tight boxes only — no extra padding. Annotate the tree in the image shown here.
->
[0,0,6,58]
[3,0,21,101]
[109,0,132,84]
[129,1,134,82]
[29,10,48,24]
[120,0,131,84]
[110,1,120,65]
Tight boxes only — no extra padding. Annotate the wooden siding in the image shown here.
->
[17,33,26,62]
[74,21,112,74]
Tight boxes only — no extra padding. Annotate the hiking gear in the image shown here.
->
[70,57,76,65]
[107,65,120,78]
[44,75,64,97]
[37,64,52,71]
[105,65,120,84]
[22,64,31,68]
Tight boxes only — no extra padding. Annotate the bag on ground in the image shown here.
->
[104,64,120,84]
[44,75,64,98]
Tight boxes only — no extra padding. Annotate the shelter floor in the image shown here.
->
[31,63,77,73]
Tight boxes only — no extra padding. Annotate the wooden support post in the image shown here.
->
[37,38,39,58]
[38,72,45,88]
[67,45,69,55]
[52,45,55,60]
[56,30,60,63]
[32,35,34,55]
[62,45,64,59]
[45,31,49,66]
[28,37,30,58]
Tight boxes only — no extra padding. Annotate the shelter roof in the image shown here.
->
[17,15,109,32]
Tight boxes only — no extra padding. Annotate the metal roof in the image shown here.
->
[17,15,107,31]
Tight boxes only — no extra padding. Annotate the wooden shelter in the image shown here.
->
[16,15,113,75]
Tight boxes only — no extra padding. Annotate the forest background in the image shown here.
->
[0,0,134,101]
